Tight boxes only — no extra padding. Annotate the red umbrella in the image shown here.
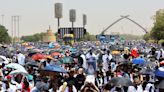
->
[160,60,164,65]
[32,54,45,61]
[51,52,61,59]
[51,52,61,57]
[131,48,139,58]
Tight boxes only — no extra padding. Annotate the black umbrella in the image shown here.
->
[26,61,39,67]
[139,67,155,75]
[109,77,134,87]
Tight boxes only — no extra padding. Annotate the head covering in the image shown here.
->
[6,75,12,79]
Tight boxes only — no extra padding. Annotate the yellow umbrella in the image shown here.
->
[112,50,120,55]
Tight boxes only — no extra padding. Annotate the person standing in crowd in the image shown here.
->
[49,83,59,92]
[17,51,26,66]
[86,49,97,73]
[0,64,4,79]
[75,68,86,91]
[134,78,143,92]
[102,50,112,72]
[21,77,31,92]
[155,42,164,62]
[80,51,87,70]
[59,81,77,92]
[123,47,131,62]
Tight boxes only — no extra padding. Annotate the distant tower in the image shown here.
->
[83,14,87,28]
[55,3,63,29]
[69,9,76,28]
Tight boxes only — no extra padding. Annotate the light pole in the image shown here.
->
[1,15,4,26]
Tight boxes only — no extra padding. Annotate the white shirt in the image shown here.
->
[17,53,25,65]
[2,83,17,92]
[49,88,59,92]
[156,49,164,60]
[144,83,155,92]
[136,84,143,92]
[86,53,97,62]
[127,86,137,92]
[102,54,112,71]
[81,54,87,69]
[59,85,77,92]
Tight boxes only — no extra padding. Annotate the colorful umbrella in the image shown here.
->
[25,46,35,50]
[32,54,45,61]
[131,48,139,58]
[44,65,67,73]
[46,55,55,60]
[6,63,25,70]
[112,50,120,55]
[160,60,164,65]
[33,49,43,53]
[51,52,61,59]
[9,69,28,76]
[51,52,61,56]
[62,56,73,64]
[155,67,164,78]
[132,58,145,65]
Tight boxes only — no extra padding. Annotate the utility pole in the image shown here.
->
[1,15,4,26]
[17,16,20,42]
[11,16,14,44]
[14,16,17,42]
[11,15,20,43]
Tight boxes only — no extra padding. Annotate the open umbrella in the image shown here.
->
[44,65,67,73]
[111,50,120,55]
[160,60,164,65]
[62,56,73,64]
[9,69,28,76]
[6,63,25,70]
[109,77,134,87]
[33,49,43,53]
[32,54,45,61]
[26,61,39,67]
[155,67,164,78]
[132,58,145,65]
[51,52,61,56]
[0,55,9,64]
[139,67,155,75]
[45,55,55,60]
[51,52,61,59]
[143,61,156,69]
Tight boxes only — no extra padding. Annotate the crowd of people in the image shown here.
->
[0,41,164,92]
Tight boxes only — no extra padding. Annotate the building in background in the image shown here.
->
[42,26,56,43]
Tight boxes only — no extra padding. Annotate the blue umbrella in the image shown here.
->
[48,42,54,48]
[70,47,77,54]
[44,65,67,73]
[155,67,164,78]
[132,58,145,65]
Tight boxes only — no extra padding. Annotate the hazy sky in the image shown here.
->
[0,0,164,36]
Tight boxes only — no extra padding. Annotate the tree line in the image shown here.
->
[143,9,164,43]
